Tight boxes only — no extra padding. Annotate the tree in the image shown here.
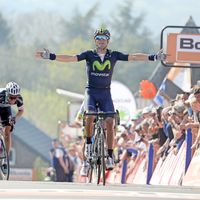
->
[108,0,157,91]
[0,12,12,46]
[60,4,98,42]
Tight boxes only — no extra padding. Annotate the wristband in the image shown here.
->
[49,53,56,60]
[148,54,157,61]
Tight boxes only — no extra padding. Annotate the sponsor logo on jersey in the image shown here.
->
[92,60,111,71]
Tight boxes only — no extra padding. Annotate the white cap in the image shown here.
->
[142,107,151,114]
[185,94,196,105]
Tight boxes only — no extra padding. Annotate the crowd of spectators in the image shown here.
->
[112,82,200,178]
[45,81,200,182]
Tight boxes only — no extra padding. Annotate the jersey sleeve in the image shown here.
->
[0,89,6,103]
[76,51,89,62]
[115,51,129,61]
[16,95,24,110]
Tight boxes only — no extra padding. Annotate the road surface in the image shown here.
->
[0,181,199,200]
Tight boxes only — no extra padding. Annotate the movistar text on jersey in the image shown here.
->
[91,72,110,77]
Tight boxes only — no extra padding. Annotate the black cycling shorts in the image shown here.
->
[84,88,114,113]
[0,106,12,127]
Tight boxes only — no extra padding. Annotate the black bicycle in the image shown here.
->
[0,122,10,180]
[83,110,120,185]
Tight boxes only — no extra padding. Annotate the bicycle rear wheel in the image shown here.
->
[96,129,106,185]
[0,138,10,180]
[91,127,106,185]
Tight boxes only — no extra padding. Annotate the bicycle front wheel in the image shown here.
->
[0,138,10,180]
[93,128,106,185]
[87,164,93,183]
[92,132,101,184]
[100,130,106,185]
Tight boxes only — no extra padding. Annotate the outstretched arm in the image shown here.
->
[52,55,78,62]
[128,49,166,61]
[35,49,78,62]
[128,53,149,61]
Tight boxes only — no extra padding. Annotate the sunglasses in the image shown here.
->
[9,96,18,100]
[94,35,109,41]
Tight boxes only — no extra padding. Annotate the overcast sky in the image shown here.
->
[0,0,199,38]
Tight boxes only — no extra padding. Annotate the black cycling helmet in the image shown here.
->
[94,28,110,40]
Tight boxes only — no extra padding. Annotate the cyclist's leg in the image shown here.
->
[82,132,87,161]
[4,126,12,155]
[84,89,96,139]
[0,107,12,155]
[72,101,84,127]
[83,89,96,158]
[80,129,90,176]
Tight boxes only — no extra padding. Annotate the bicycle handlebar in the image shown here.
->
[0,120,7,125]
[84,111,118,117]
[0,119,14,125]
[83,110,120,125]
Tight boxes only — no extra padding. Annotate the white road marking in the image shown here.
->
[0,189,199,199]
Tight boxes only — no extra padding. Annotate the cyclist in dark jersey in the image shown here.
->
[0,81,24,155]
[36,28,166,174]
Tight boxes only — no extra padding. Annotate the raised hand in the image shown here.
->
[156,49,167,61]
[35,48,50,59]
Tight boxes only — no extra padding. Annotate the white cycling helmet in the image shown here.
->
[6,81,20,96]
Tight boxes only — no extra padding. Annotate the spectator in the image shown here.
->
[184,87,200,149]
[51,139,68,182]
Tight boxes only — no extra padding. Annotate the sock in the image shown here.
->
[86,137,92,144]
[108,149,113,158]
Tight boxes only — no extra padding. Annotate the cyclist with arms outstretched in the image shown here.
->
[36,28,166,175]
